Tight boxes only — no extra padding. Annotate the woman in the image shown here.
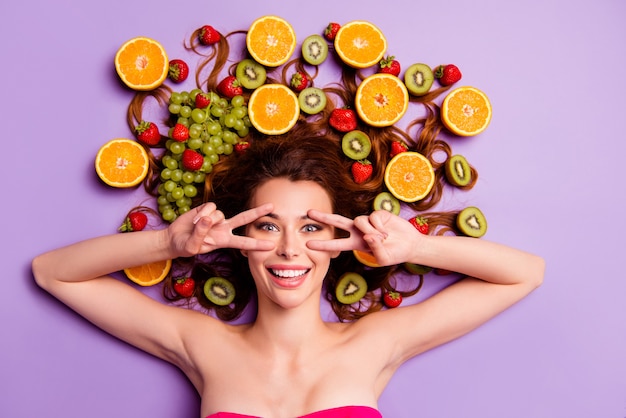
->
[32,125,544,417]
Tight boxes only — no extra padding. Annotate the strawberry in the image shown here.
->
[198,25,220,45]
[383,290,402,308]
[329,108,357,132]
[119,211,148,232]
[434,64,462,86]
[181,149,204,171]
[290,71,309,92]
[173,277,196,298]
[171,123,189,142]
[234,141,250,154]
[324,22,340,41]
[389,140,408,157]
[351,159,373,184]
[168,59,189,83]
[409,216,429,234]
[217,75,242,99]
[134,121,161,146]
[195,92,211,109]
[378,56,401,77]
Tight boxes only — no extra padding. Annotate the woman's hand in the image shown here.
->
[306,209,423,266]
[167,202,276,258]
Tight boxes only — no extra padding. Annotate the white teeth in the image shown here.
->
[271,269,308,278]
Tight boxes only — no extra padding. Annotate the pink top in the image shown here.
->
[205,405,382,418]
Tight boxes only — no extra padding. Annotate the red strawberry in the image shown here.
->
[234,141,250,154]
[198,25,220,45]
[134,121,161,146]
[119,211,148,232]
[171,123,189,142]
[324,22,340,41]
[389,140,408,157]
[181,149,204,171]
[383,290,402,308]
[168,59,189,83]
[173,277,196,298]
[217,75,242,99]
[409,216,429,234]
[351,159,373,184]
[329,108,357,132]
[195,92,211,109]
[434,64,462,86]
[290,71,309,92]
[378,56,401,77]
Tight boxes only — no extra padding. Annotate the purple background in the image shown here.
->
[2,0,625,417]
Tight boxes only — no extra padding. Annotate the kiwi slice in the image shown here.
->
[235,59,267,90]
[335,272,368,305]
[298,87,327,114]
[457,206,487,238]
[301,34,328,65]
[341,130,371,160]
[373,192,401,215]
[445,155,472,187]
[404,263,433,275]
[203,276,235,306]
[404,63,434,96]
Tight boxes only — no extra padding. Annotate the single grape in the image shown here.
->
[232,106,246,119]
[208,153,219,164]
[191,108,206,123]
[183,184,198,198]
[237,126,250,137]
[202,159,214,172]
[222,130,237,144]
[170,169,183,182]
[210,136,223,148]
[164,180,177,193]
[202,143,216,156]
[224,114,236,128]
[211,106,224,118]
[231,95,244,108]
[171,187,184,200]
[178,206,191,215]
[188,137,203,149]
[168,103,181,115]
[194,172,206,183]
[160,168,172,180]
[157,195,169,206]
[170,92,183,104]
[223,143,233,155]
[169,142,186,155]
[233,119,244,131]
[180,106,192,118]
[162,209,177,222]
[182,171,195,184]
[206,121,221,136]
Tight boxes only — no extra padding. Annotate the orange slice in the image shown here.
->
[248,84,300,135]
[356,73,409,127]
[114,37,169,91]
[124,259,172,287]
[334,21,387,68]
[246,16,296,67]
[441,86,492,136]
[95,138,150,188]
[353,250,382,268]
[384,152,435,203]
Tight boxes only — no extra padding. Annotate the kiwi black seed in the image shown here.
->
[298,87,327,114]
[456,206,487,238]
[235,59,267,90]
[404,63,434,96]
[203,276,236,306]
[445,154,472,187]
[404,262,433,275]
[373,191,401,215]
[341,130,371,160]
[301,34,329,65]
[335,272,368,305]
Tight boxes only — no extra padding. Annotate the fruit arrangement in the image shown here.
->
[96,16,494,313]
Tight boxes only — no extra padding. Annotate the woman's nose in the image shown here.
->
[277,232,300,258]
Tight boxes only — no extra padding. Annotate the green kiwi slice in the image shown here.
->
[203,277,236,306]
[373,191,401,215]
[404,263,433,275]
[235,59,267,90]
[298,87,327,114]
[457,206,487,238]
[404,63,434,96]
[341,130,371,160]
[445,154,472,187]
[301,34,328,65]
[335,272,368,304]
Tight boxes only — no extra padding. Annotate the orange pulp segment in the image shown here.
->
[95,138,150,188]
[246,16,297,67]
[353,250,382,268]
[334,21,387,68]
[356,73,409,127]
[441,86,492,136]
[124,259,172,287]
[248,84,300,135]
[114,37,169,91]
[384,152,435,203]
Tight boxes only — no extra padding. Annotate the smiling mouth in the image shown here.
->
[269,268,310,279]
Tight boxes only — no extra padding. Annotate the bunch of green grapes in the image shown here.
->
[156,89,251,222]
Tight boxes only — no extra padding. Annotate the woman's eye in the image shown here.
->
[256,222,278,232]
[303,224,322,233]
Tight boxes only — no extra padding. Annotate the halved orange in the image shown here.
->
[384,152,435,203]
[248,84,300,135]
[124,259,172,287]
[441,86,492,136]
[95,138,150,188]
[356,73,409,127]
[353,250,382,268]
[334,21,387,68]
[246,16,296,67]
[114,37,169,91]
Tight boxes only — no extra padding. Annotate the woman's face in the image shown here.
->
[244,178,339,310]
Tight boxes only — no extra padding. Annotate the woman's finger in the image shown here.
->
[307,209,354,231]
[229,203,274,229]
[192,202,217,224]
